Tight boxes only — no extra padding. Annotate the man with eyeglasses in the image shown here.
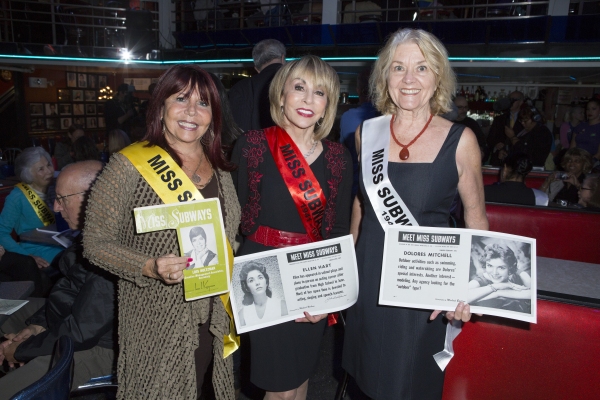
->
[487,91,525,166]
[0,161,116,398]
[454,96,488,162]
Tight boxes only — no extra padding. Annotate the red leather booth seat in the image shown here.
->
[485,202,600,264]
[443,300,600,400]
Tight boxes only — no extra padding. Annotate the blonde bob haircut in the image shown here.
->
[370,28,456,116]
[269,55,340,140]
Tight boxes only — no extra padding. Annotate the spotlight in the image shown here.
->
[119,48,132,61]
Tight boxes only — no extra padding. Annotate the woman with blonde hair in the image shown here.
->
[107,129,131,155]
[232,55,353,399]
[342,28,488,399]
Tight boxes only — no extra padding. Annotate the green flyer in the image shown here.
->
[133,198,229,301]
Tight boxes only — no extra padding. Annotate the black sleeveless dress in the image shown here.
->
[232,130,353,392]
[342,122,465,400]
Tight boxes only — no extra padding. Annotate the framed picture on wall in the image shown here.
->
[98,75,108,88]
[73,103,85,116]
[86,103,97,115]
[45,103,59,117]
[96,104,105,115]
[84,90,96,102]
[29,103,44,116]
[66,72,77,88]
[59,103,72,115]
[46,118,59,130]
[88,74,97,89]
[87,117,97,129]
[72,90,83,102]
[57,89,71,102]
[31,117,45,131]
[61,117,73,130]
[77,73,88,88]
[97,117,105,128]
[73,116,86,128]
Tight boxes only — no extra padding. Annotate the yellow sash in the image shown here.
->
[16,183,55,226]
[120,141,239,358]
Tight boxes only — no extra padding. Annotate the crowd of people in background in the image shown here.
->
[0,30,598,400]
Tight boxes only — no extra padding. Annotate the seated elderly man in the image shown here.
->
[0,161,115,399]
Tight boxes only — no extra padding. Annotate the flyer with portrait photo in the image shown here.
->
[380,226,536,323]
[133,199,229,301]
[230,235,358,333]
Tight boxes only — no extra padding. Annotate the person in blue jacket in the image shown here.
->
[0,147,62,269]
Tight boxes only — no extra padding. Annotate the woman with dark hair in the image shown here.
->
[540,147,592,205]
[185,226,218,268]
[484,152,548,206]
[232,55,353,399]
[72,136,101,162]
[468,243,531,313]
[83,64,241,399]
[237,262,287,327]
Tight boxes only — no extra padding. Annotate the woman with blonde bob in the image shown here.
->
[232,55,353,399]
[342,28,488,399]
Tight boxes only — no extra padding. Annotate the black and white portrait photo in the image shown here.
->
[45,103,58,116]
[29,103,44,116]
[66,72,77,88]
[85,90,96,102]
[59,104,72,115]
[86,117,97,129]
[88,74,97,89]
[468,236,532,314]
[61,117,72,129]
[78,73,87,88]
[73,90,83,102]
[73,103,85,116]
[181,225,219,269]
[86,103,97,115]
[98,75,107,88]
[232,256,288,328]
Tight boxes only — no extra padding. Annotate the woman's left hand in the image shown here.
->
[430,302,473,322]
[295,312,328,323]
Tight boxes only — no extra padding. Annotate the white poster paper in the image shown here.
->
[230,235,358,333]
[380,226,536,323]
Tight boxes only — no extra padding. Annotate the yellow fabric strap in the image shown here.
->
[15,183,55,226]
[119,141,239,358]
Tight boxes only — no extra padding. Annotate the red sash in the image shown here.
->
[265,126,326,242]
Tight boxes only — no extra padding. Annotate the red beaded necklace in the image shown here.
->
[390,113,434,160]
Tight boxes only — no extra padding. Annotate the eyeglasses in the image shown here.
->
[55,191,88,206]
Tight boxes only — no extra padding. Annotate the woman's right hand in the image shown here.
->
[142,254,192,284]
[30,255,49,269]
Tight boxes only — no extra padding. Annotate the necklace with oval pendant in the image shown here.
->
[390,113,434,160]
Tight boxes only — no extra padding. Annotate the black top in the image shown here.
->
[228,63,282,132]
[15,236,116,362]
[484,181,536,206]
[512,123,553,167]
[487,112,525,166]
[455,116,488,160]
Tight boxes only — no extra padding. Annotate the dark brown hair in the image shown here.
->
[143,64,232,171]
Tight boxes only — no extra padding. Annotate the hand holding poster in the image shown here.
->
[380,226,536,323]
[230,235,358,333]
[133,199,230,301]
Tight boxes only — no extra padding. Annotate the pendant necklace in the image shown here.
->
[390,113,434,160]
[303,140,318,159]
[182,155,204,185]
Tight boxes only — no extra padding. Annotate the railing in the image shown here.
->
[0,0,159,53]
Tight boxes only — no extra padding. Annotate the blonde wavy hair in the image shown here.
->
[370,28,456,116]
[269,55,340,140]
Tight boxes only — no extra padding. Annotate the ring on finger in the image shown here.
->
[168,273,171,280]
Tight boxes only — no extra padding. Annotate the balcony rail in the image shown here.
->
[0,0,159,52]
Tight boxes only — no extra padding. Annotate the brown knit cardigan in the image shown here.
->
[83,153,240,400]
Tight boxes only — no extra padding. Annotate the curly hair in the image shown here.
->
[370,28,455,116]
[239,261,272,306]
[561,147,592,174]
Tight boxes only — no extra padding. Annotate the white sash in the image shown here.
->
[361,115,419,229]
[362,115,461,371]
